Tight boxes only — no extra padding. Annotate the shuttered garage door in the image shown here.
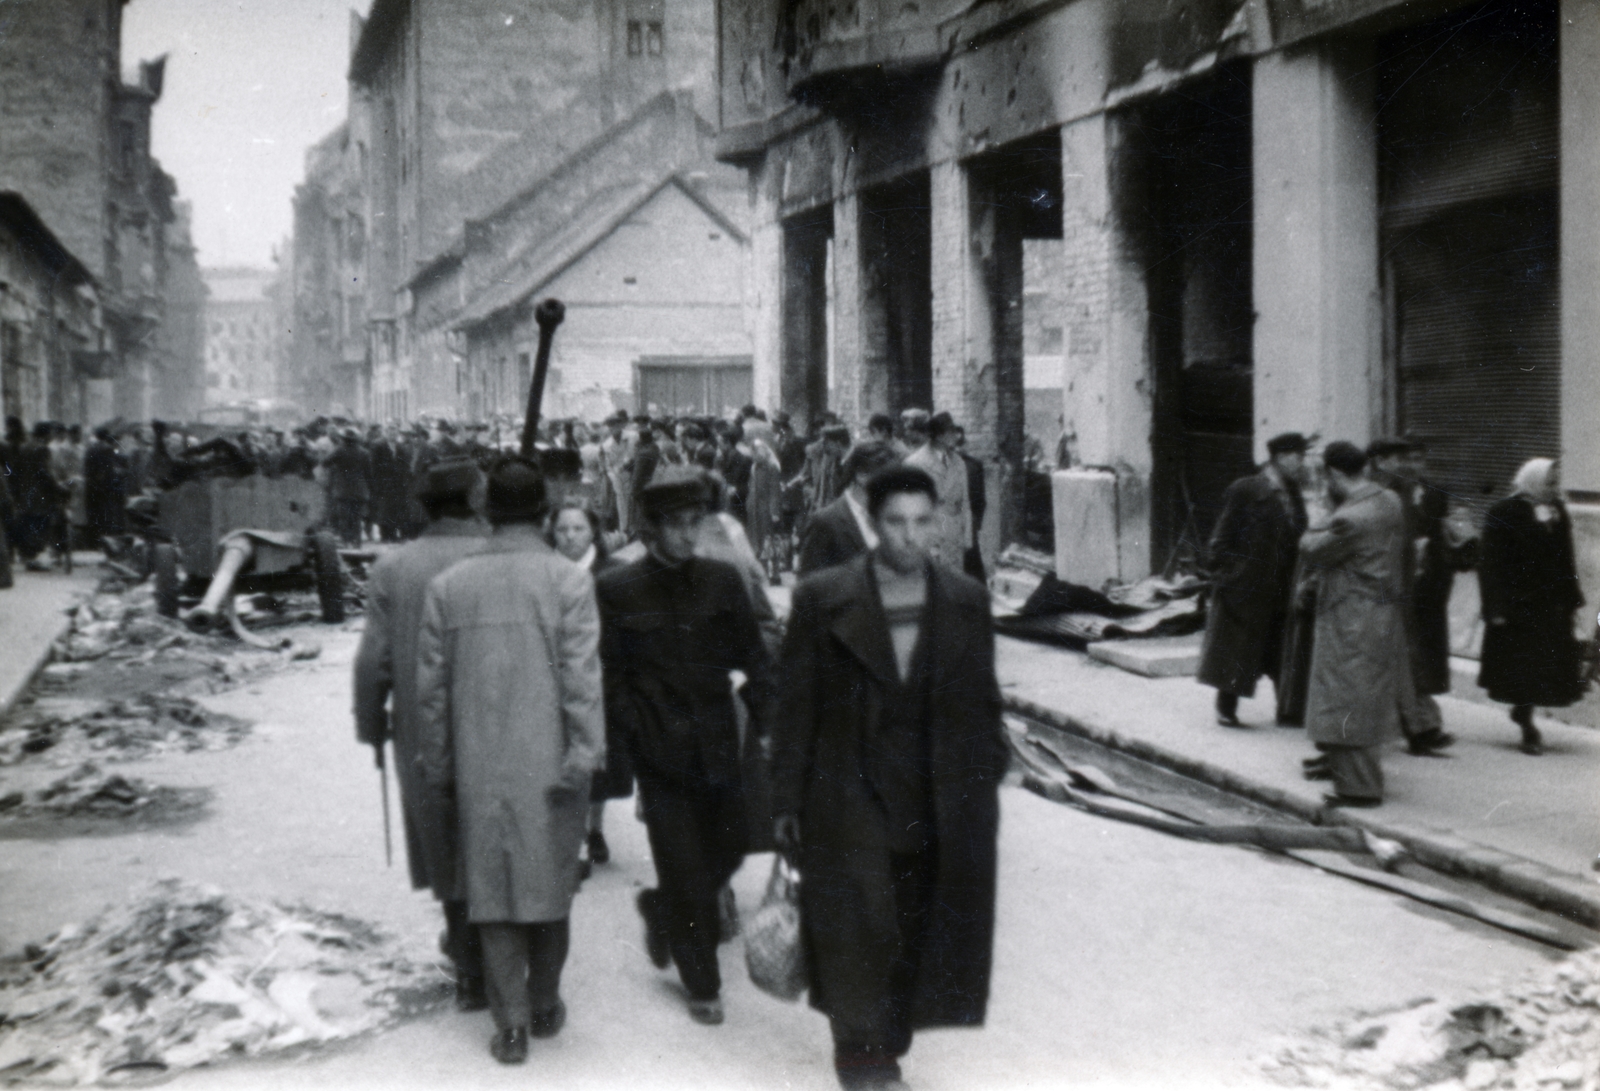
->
[1379,0,1559,512]
[1389,193,1559,510]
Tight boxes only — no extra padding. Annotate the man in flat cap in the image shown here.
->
[415,457,605,1062]
[595,466,776,1027]
[1198,432,1310,727]
[353,458,489,1010]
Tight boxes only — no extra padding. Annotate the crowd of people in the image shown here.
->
[1,403,992,591]
[351,430,1003,1088]
[1198,433,1589,809]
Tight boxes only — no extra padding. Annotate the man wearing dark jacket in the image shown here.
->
[596,467,775,1027]
[1197,432,1309,726]
[797,440,901,575]
[774,465,1007,1091]
[352,459,488,1009]
[322,429,373,547]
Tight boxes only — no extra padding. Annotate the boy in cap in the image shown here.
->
[595,466,776,1026]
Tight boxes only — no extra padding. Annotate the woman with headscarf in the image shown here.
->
[1477,458,1585,755]
[548,499,628,873]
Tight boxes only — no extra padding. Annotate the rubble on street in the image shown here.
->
[0,694,249,768]
[0,762,207,824]
[0,880,450,1086]
[1262,947,1600,1091]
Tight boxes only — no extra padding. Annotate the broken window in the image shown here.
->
[646,21,663,55]
[627,20,643,55]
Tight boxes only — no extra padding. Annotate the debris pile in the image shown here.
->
[0,880,450,1084]
[1263,947,1600,1090]
[0,763,206,822]
[990,545,1206,647]
[0,695,250,767]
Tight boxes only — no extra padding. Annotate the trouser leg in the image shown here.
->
[479,924,532,1032]
[830,849,932,1085]
[637,776,746,1000]
[1319,744,1383,802]
[0,518,12,588]
[525,919,570,1013]
[1215,692,1239,718]
[442,899,483,983]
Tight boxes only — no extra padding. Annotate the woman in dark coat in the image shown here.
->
[1477,458,1585,755]
[549,499,630,869]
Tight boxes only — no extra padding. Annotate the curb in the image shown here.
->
[0,615,71,723]
[1004,693,1600,932]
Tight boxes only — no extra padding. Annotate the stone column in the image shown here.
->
[928,158,1005,561]
[1252,40,1381,460]
[747,169,784,414]
[1054,111,1152,582]
[828,192,870,426]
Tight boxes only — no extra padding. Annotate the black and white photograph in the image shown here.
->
[1,0,1598,1087]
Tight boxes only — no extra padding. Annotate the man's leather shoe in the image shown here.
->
[1216,712,1244,728]
[637,890,671,969]
[529,999,566,1039]
[1407,731,1456,756]
[456,975,488,1012]
[1323,793,1382,809]
[490,1027,528,1064]
[1302,766,1333,781]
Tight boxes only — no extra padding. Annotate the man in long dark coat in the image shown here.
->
[352,459,488,1008]
[1368,437,1457,756]
[1197,432,1309,726]
[774,464,1008,1091]
[1301,441,1413,808]
[83,428,127,549]
[414,458,604,1063]
[596,467,775,1027]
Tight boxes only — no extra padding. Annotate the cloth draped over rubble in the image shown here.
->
[1262,947,1600,1091]
[991,546,1206,646]
[0,881,450,1085]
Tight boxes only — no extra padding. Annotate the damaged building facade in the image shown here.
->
[0,0,204,426]
[334,0,749,422]
[716,0,1599,586]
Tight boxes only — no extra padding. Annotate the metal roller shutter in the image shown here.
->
[1379,0,1559,515]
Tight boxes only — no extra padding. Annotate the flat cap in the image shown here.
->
[1266,432,1310,455]
[416,457,482,503]
[640,465,711,520]
[1365,436,1415,459]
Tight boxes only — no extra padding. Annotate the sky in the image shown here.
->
[123,0,373,270]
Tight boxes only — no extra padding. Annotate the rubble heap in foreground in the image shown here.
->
[0,879,449,1085]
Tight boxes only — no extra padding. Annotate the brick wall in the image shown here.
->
[0,0,117,282]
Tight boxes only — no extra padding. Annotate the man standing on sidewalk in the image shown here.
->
[903,412,971,572]
[774,465,1007,1091]
[1197,432,1309,727]
[1367,436,1457,757]
[415,458,604,1063]
[352,457,488,1010]
[596,466,775,1026]
[1301,441,1412,808]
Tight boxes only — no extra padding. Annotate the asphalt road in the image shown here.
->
[0,626,1564,1090]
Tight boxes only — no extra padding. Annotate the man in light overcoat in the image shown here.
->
[1301,441,1414,808]
[414,458,605,1063]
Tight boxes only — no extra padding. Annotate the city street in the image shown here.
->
[0,617,1572,1090]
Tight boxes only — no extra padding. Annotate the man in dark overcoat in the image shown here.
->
[83,428,127,549]
[352,458,488,1007]
[797,441,901,575]
[1368,437,1457,756]
[774,464,1008,1091]
[595,467,775,1027]
[322,428,372,546]
[1197,432,1309,726]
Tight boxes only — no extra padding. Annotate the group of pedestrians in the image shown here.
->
[351,408,1003,1088]
[1199,433,1587,808]
[0,416,137,586]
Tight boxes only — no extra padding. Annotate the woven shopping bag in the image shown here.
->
[744,855,808,1001]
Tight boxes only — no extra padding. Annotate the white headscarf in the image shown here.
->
[1511,457,1559,522]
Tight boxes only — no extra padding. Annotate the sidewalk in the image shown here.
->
[997,634,1600,928]
[0,560,100,719]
